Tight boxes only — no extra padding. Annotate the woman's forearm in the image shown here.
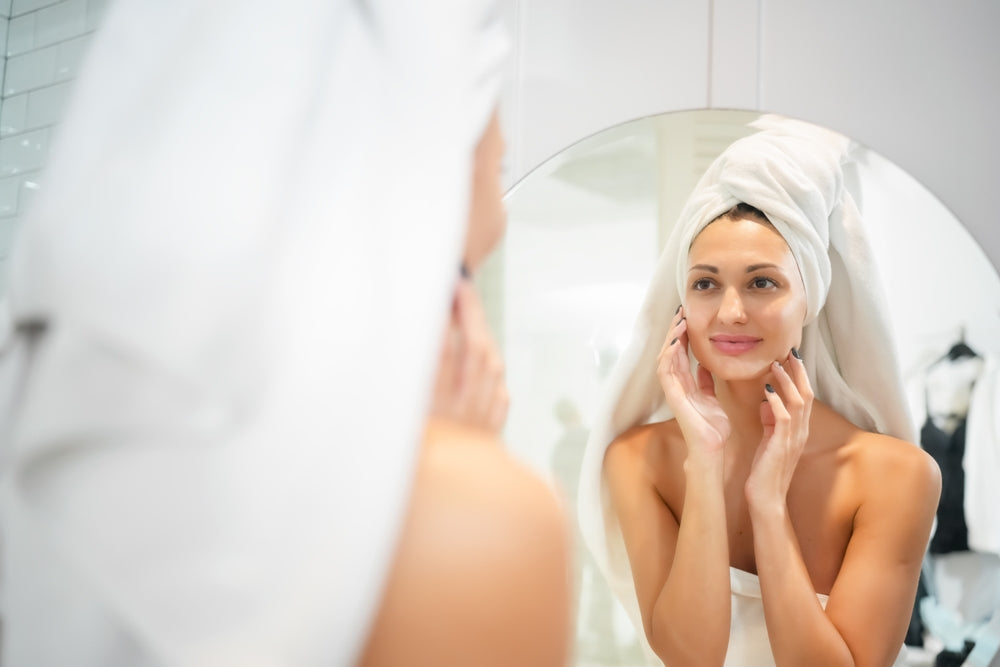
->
[750,503,853,666]
[650,453,731,666]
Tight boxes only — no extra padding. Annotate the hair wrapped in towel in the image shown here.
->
[0,1,508,664]
[577,115,916,658]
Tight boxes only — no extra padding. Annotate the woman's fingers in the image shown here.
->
[762,380,791,442]
[432,278,509,434]
[784,347,814,408]
[657,307,694,399]
[767,350,812,442]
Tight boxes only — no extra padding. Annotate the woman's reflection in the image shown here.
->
[578,116,941,666]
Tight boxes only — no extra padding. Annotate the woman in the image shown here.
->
[578,117,941,666]
[0,1,569,665]
[360,111,572,666]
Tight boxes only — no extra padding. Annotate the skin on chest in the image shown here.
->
[655,443,857,595]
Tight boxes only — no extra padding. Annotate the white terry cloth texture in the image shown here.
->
[0,1,507,665]
[966,353,1000,556]
[577,115,917,661]
[729,566,906,666]
[727,567,828,667]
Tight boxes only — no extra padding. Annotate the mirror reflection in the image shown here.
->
[488,110,1000,666]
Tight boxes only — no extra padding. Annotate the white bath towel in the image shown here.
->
[577,115,917,657]
[0,1,507,664]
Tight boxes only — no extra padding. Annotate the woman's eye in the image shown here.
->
[751,276,777,289]
[692,278,714,290]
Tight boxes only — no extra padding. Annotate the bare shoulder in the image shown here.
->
[850,430,941,502]
[604,420,678,474]
[360,418,571,667]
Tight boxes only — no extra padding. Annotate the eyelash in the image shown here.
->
[690,276,779,291]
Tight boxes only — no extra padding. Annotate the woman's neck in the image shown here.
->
[714,377,770,455]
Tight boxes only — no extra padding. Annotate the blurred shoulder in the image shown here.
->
[605,420,678,469]
[361,418,571,666]
[421,418,568,533]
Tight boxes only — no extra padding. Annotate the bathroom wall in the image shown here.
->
[0,0,106,292]
[0,2,995,284]
[500,0,1000,271]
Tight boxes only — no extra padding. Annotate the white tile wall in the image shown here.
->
[12,0,60,16]
[0,17,9,58]
[7,12,37,55]
[0,0,106,289]
[0,93,27,135]
[0,128,48,177]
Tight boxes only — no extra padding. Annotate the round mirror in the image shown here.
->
[482,109,1000,665]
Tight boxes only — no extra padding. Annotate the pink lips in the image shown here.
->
[710,334,762,355]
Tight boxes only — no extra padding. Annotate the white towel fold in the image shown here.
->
[0,1,508,664]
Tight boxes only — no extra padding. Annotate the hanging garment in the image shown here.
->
[966,353,1000,556]
[922,412,970,554]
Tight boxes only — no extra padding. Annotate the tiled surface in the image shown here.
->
[0,128,50,175]
[0,0,104,262]
[11,0,61,17]
[4,34,91,96]
[1,82,73,135]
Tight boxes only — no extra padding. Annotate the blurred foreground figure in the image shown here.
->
[0,1,571,665]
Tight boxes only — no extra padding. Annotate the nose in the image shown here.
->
[718,287,747,324]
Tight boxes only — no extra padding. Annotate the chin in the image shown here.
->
[698,354,774,382]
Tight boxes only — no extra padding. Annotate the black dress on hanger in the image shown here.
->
[906,337,981,647]
[922,337,980,554]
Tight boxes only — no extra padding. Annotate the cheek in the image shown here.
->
[683,312,712,358]
[770,298,807,338]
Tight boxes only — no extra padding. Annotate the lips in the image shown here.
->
[709,334,762,355]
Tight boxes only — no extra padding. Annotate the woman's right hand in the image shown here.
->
[656,306,730,454]
[429,277,509,435]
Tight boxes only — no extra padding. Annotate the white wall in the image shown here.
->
[501,0,1000,271]
[1,1,995,275]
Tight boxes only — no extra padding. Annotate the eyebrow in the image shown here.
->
[688,263,782,274]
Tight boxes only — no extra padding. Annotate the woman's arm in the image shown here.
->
[750,357,941,666]
[605,432,731,666]
[824,439,940,665]
[752,438,939,666]
[606,305,734,665]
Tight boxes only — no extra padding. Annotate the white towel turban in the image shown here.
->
[577,115,916,657]
[0,1,508,664]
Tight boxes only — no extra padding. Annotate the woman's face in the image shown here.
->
[684,217,807,381]
[463,109,507,271]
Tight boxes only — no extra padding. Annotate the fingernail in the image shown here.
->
[765,383,775,393]
[791,347,801,360]
[460,263,471,280]
[670,338,678,346]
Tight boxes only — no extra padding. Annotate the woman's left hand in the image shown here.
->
[745,349,813,511]
[429,278,509,435]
